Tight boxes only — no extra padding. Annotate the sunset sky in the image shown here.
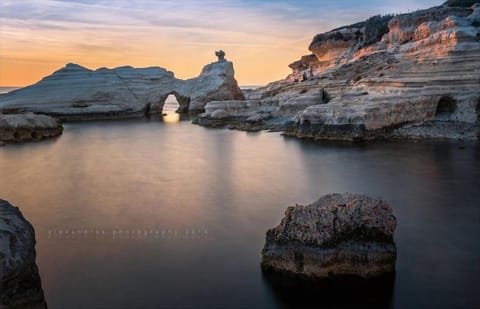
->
[1,0,440,87]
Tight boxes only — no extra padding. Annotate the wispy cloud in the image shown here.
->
[0,0,442,86]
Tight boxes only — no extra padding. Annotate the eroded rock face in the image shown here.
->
[0,113,63,143]
[199,2,480,141]
[0,57,244,120]
[0,200,46,309]
[261,193,397,279]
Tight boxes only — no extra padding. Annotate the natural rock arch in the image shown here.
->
[162,92,190,114]
[436,95,457,117]
[0,56,245,119]
[149,92,191,115]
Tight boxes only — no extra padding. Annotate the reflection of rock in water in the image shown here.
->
[0,200,46,309]
[262,268,395,308]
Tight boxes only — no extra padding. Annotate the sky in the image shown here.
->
[0,0,441,87]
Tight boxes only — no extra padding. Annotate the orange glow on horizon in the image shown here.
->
[0,43,308,87]
[0,0,440,87]
[0,0,314,87]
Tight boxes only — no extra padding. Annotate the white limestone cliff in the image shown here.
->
[198,1,480,141]
[0,58,244,120]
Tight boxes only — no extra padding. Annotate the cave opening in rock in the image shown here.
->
[435,96,457,119]
[476,98,480,121]
[302,119,311,127]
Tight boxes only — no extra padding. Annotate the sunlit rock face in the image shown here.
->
[261,193,397,279]
[0,113,63,143]
[0,200,46,309]
[0,58,244,120]
[199,1,480,140]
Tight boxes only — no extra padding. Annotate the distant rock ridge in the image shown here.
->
[0,54,244,120]
[198,1,480,141]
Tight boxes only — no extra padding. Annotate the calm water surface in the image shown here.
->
[0,113,479,308]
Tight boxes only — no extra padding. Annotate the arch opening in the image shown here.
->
[435,96,456,119]
[161,92,190,114]
[162,94,180,115]
[162,94,180,123]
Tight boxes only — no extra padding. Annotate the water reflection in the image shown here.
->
[0,121,478,308]
[162,112,180,123]
[262,269,395,308]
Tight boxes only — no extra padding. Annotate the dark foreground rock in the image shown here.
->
[0,200,46,309]
[261,193,397,279]
[0,113,63,143]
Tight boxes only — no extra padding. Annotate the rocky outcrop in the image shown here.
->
[261,193,397,279]
[0,200,46,309]
[198,1,480,141]
[0,54,244,121]
[0,113,63,143]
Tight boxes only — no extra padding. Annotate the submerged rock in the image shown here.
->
[0,113,63,143]
[261,193,397,279]
[0,199,46,308]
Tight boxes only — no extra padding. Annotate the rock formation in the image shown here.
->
[215,50,226,62]
[0,113,63,143]
[261,193,397,279]
[198,1,480,141]
[0,200,46,309]
[0,53,244,120]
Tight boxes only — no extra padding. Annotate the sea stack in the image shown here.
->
[261,193,397,279]
[0,200,46,309]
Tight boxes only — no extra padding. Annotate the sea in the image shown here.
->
[0,93,479,308]
[0,87,19,94]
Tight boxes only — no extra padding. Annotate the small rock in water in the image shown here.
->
[261,193,397,279]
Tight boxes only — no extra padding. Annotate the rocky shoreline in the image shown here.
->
[1,2,479,144]
[197,1,480,141]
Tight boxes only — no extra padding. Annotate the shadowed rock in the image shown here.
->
[0,200,46,309]
[261,193,397,279]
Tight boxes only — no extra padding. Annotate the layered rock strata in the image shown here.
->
[0,200,46,309]
[0,58,244,120]
[0,113,63,143]
[261,193,397,279]
[198,1,480,141]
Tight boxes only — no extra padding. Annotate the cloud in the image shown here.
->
[0,0,444,85]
